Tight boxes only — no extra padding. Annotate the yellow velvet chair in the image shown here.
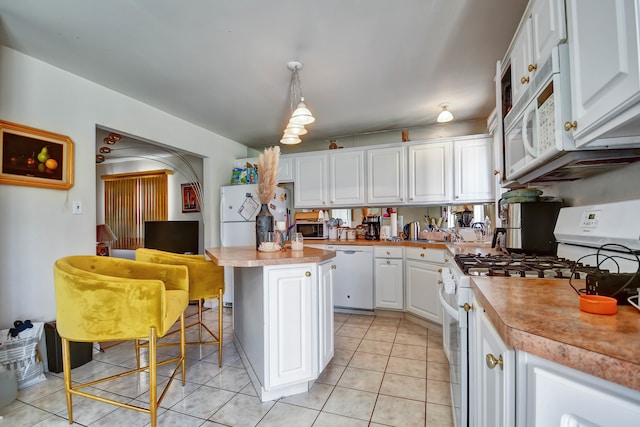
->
[53,256,189,427]
[135,248,225,366]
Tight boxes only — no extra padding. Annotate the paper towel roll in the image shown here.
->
[390,213,398,237]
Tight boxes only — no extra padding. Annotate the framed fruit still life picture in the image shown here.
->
[0,120,74,190]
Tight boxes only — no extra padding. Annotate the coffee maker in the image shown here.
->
[364,215,380,240]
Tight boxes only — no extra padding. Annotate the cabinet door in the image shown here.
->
[530,0,566,72]
[329,150,365,206]
[277,156,294,183]
[454,137,494,203]
[474,297,515,427]
[367,146,406,205]
[265,266,314,390]
[404,260,442,324]
[294,154,328,207]
[317,261,335,374]
[374,258,403,310]
[511,19,533,106]
[517,352,640,427]
[407,142,452,204]
[566,0,640,146]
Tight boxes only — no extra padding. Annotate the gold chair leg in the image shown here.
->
[61,337,73,424]
[218,288,223,367]
[198,299,203,343]
[180,312,186,385]
[149,328,157,427]
[135,338,141,369]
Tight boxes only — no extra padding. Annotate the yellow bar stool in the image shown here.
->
[53,255,189,427]
[135,248,226,366]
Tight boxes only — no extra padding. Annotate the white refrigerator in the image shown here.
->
[219,184,290,306]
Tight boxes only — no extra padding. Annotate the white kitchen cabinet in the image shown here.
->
[565,0,640,148]
[367,146,406,205]
[516,352,640,427]
[317,260,335,374]
[473,296,515,427]
[407,141,453,204]
[404,247,444,324]
[264,265,315,390]
[328,149,365,206]
[453,136,494,203]
[374,246,403,310]
[510,0,566,106]
[294,153,328,207]
[235,155,294,183]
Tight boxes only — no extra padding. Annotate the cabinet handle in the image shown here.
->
[463,303,474,312]
[409,197,414,201]
[564,121,578,132]
[438,268,442,273]
[420,253,425,257]
[400,198,404,201]
[386,251,390,255]
[527,63,537,72]
[305,271,311,277]
[437,280,443,285]
[521,76,529,84]
[493,169,500,175]
[322,201,326,205]
[386,260,390,265]
[486,353,503,370]
[331,264,336,270]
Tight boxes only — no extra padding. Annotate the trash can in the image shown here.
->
[44,322,93,373]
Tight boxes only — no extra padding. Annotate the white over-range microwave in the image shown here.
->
[504,44,574,181]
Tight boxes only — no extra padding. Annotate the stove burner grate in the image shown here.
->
[454,253,600,279]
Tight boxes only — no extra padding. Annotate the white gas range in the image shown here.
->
[438,199,640,427]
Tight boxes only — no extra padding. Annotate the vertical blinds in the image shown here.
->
[102,170,169,249]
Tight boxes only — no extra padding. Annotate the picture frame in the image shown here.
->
[181,182,200,213]
[0,120,74,190]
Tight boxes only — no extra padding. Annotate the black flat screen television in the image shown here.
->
[144,221,199,254]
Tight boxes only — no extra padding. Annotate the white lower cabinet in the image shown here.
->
[404,247,444,324]
[317,260,335,374]
[265,266,315,390]
[517,352,640,427]
[374,246,403,310]
[473,296,515,427]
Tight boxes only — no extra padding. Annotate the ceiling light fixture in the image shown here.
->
[437,104,454,123]
[281,61,315,145]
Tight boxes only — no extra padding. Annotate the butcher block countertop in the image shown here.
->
[206,246,335,267]
[472,277,640,392]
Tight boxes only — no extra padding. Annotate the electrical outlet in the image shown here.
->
[72,200,83,215]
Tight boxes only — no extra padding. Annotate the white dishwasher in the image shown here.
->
[327,245,374,311]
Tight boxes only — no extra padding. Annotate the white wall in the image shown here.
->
[0,46,247,328]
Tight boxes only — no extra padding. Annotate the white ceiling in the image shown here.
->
[0,0,528,151]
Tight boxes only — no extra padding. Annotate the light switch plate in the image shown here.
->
[72,200,83,215]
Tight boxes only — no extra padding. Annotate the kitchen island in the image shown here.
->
[206,246,336,401]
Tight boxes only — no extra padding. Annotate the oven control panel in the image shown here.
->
[579,210,601,229]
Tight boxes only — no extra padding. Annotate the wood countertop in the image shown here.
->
[472,277,640,391]
[206,246,336,267]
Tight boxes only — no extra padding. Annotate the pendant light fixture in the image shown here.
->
[280,61,315,144]
[437,103,454,123]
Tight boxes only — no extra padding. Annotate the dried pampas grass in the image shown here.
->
[257,146,280,204]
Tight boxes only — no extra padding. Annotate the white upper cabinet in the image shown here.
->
[511,0,566,106]
[454,136,494,203]
[367,146,406,205]
[328,150,365,206]
[565,0,640,147]
[294,153,328,208]
[407,142,453,204]
[235,155,294,183]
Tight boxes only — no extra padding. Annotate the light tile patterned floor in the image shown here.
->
[0,309,454,426]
